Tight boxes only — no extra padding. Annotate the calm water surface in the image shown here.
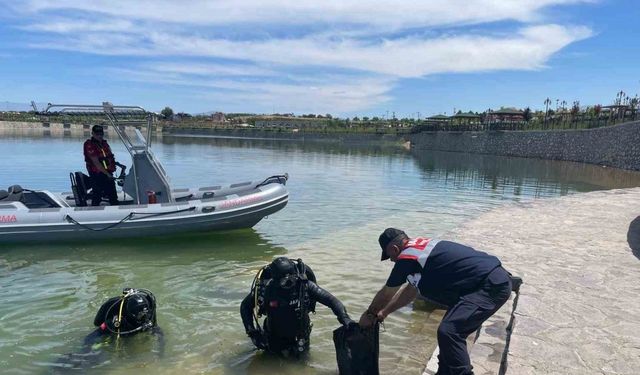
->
[2,130,640,375]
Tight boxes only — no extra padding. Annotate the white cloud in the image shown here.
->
[148,62,277,77]
[5,0,595,113]
[17,0,592,30]
[28,25,592,78]
[224,80,393,114]
[20,19,134,33]
[112,67,394,113]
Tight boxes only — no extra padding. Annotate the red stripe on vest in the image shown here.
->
[405,237,430,251]
[398,254,418,260]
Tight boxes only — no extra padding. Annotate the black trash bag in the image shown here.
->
[333,322,379,375]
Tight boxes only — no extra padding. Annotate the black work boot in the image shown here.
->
[509,275,523,293]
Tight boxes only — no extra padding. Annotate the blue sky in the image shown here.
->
[0,0,638,117]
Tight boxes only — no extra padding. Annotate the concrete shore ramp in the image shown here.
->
[425,187,640,374]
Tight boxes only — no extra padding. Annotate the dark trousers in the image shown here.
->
[89,172,118,206]
[436,267,512,375]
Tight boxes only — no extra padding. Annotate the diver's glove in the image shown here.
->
[342,317,359,331]
[247,329,267,350]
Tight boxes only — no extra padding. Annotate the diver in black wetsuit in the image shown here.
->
[50,288,163,373]
[240,257,357,357]
[91,288,161,336]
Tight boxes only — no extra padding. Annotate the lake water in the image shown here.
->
[2,130,640,375]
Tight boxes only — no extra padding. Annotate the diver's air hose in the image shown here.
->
[296,259,309,349]
[116,297,126,337]
[102,288,155,336]
[252,267,265,332]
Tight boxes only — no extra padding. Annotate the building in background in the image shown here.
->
[252,115,330,129]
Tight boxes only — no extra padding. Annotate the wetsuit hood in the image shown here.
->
[269,257,297,279]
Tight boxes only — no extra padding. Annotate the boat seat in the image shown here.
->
[70,172,91,207]
[8,185,23,194]
[4,185,24,202]
[0,190,8,201]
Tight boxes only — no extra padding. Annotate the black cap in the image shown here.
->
[378,228,406,261]
[92,125,104,133]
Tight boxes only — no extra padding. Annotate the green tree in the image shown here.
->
[161,106,174,119]
[571,101,580,116]
[523,107,532,122]
[630,97,638,112]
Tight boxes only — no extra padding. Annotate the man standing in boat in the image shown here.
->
[83,125,119,206]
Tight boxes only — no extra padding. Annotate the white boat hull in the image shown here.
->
[0,178,288,243]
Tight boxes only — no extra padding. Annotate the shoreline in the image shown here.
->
[4,123,640,186]
[0,120,406,145]
[3,119,640,172]
[423,187,640,374]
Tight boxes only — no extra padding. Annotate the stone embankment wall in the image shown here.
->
[0,121,158,136]
[0,121,403,144]
[409,121,640,171]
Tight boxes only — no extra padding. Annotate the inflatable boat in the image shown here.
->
[0,103,289,243]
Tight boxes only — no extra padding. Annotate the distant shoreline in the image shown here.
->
[3,120,640,171]
[0,120,408,145]
[162,126,406,144]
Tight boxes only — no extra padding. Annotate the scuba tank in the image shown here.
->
[252,258,315,354]
[295,259,312,353]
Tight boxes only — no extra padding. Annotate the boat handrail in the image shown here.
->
[35,101,169,205]
[42,103,148,115]
[38,101,155,150]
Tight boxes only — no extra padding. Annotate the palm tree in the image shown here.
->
[544,98,551,129]
[571,101,580,128]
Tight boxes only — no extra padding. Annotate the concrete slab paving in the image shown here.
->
[422,187,640,375]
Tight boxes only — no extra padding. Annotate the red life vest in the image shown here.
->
[84,138,116,173]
